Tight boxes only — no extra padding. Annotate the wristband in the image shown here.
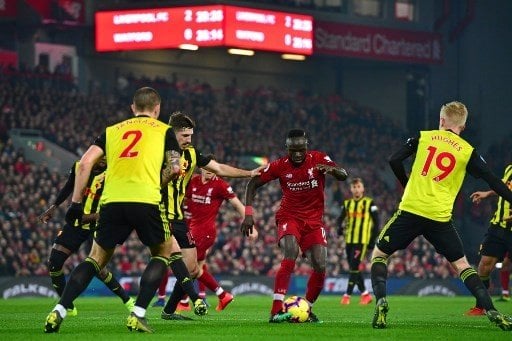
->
[245,206,253,216]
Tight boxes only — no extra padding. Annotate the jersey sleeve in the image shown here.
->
[54,163,76,206]
[93,132,106,152]
[218,179,236,201]
[197,151,213,168]
[316,151,337,166]
[259,159,281,183]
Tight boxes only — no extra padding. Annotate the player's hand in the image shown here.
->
[81,213,99,224]
[247,227,259,241]
[315,164,335,174]
[470,191,489,204]
[65,202,83,227]
[38,204,57,224]
[250,165,265,177]
[504,209,512,222]
[240,215,255,237]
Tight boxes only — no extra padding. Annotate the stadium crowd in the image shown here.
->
[0,64,501,280]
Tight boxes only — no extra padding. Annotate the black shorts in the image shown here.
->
[345,243,369,270]
[171,219,195,249]
[480,224,512,261]
[376,210,465,262]
[54,223,92,253]
[95,202,171,249]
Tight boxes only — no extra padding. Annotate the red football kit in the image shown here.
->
[259,150,335,252]
[185,174,236,260]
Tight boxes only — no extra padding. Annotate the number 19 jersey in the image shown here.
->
[399,130,473,222]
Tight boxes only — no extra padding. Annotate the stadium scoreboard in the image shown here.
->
[95,5,313,55]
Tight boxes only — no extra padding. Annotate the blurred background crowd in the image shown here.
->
[1,65,508,279]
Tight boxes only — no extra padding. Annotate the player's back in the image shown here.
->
[102,116,169,205]
[399,129,473,222]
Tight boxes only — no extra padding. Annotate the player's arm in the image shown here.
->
[240,176,266,237]
[467,151,512,204]
[470,190,496,204]
[336,205,347,236]
[368,203,380,248]
[229,196,258,240]
[38,164,75,224]
[162,128,182,187]
[389,136,418,188]
[316,164,348,181]
[203,159,262,178]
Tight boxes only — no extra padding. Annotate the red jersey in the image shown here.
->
[259,150,336,222]
[185,174,236,238]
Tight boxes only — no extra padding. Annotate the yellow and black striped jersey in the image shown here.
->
[490,164,512,228]
[339,197,379,244]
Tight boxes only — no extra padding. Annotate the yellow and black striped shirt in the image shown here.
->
[339,196,379,245]
[164,146,211,221]
[490,164,512,229]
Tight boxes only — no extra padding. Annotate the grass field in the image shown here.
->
[1,295,511,340]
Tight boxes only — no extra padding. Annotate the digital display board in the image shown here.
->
[95,5,313,55]
[224,6,312,54]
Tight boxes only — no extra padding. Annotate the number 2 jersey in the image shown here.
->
[259,150,336,222]
[390,129,512,222]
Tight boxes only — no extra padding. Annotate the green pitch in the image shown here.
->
[1,295,511,340]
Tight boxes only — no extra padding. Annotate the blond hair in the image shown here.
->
[440,101,468,127]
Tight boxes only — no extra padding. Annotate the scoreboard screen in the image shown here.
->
[95,5,313,55]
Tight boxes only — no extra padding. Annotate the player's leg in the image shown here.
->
[371,211,418,329]
[341,244,355,305]
[498,255,511,301]
[96,267,134,311]
[196,239,233,311]
[152,269,169,307]
[358,245,372,305]
[269,230,300,322]
[304,243,327,323]
[429,222,512,330]
[45,240,115,333]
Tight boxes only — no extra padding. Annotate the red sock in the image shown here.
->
[158,269,169,298]
[500,270,510,292]
[305,271,326,304]
[271,259,295,315]
[198,268,220,293]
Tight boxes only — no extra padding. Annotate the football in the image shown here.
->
[283,296,310,323]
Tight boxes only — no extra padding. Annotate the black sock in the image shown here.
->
[135,256,168,309]
[98,270,130,303]
[371,257,388,301]
[163,281,185,314]
[169,253,199,302]
[461,268,495,311]
[48,249,69,297]
[357,272,366,293]
[346,271,358,295]
[59,257,99,309]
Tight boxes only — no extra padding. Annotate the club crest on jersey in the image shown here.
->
[281,223,288,231]
[308,168,314,179]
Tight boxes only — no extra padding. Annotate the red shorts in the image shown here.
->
[193,233,216,261]
[276,217,327,252]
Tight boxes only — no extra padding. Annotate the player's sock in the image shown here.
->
[271,293,285,315]
[461,267,496,311]
[169,253,199,302]
[371,257,388,301]
[163,281,185,314]
[198,269,221,295]
[500,270,510,293]
[274,258,295,296]
[135,256,169,309]
[98,270,131,303]
[59,257,99,309]
[346,271,358,295]
[157,270,169,299]
[47,249,70,305]
[305,271,325,303]
[356,272,366,293]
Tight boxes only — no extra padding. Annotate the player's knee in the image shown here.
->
[97,268,110,281]
[47,249,69,272]
[189,264,200,278]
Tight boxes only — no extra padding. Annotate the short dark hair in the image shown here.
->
[350,177,364,185]
[285,129,308,147]
[133,87,161,113]
[169,111,195,130]
[287,129,307,139]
